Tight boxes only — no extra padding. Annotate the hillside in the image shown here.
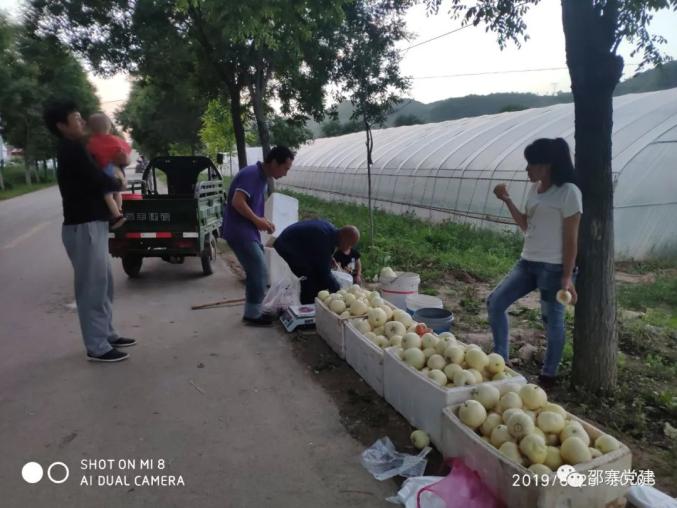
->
[310,60,677,137]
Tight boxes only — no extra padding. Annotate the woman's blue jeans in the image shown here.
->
[487,258,572,377]
[228,240,268,319]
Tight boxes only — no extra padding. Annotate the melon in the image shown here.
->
[458,400,487,429]
[519,384,547,410]
[560,436,592,465]
[507,412,535,439]
[594,434,620,454]
[471,384,501,410]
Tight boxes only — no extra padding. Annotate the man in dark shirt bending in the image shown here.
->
[273,220,360,304]
[44,101,137,362]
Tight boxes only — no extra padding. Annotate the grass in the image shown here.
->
[285,191,523,284]
[618,276,677,309]
[0,161,57,200]
[618,276,677,330]
[616,258,677,274]
[223,176,522,283]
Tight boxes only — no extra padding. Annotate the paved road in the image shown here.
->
[0,185,394,507]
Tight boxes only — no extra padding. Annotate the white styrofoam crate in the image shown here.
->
[344,321,385,396]
[383,347,526,447]
[314,297,352,358]
[440,405,632,508]
[261,192,298,247]
[315,298,397,360]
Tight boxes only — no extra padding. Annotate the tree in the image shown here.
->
[333,0,412,243]
[199,98,236,160]
[268,116,313,150]
[424,0,677,392]
[31,0,351,172]
[393,113,423,126]
[224,1,346,157]
[29,0,240,161]
[320,118,364,137]
[0,15,99,184]
[0,14,11,91]
[499,104,528,113]
[180,0,348,194]
[117,78,206,158]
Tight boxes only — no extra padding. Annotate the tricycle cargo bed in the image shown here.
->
[110,156,224,277]
[117,198,198,233]
[109,235,200,258]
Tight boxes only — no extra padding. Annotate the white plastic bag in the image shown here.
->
[361,437,431,481]
[626,485,677,508]
[262,274,302,313]
[332,270,353,288]
[386,476,444,507]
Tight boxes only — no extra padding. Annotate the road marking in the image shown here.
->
[0,221,53,250]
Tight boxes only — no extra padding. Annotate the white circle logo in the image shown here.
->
[47,462,69,484]
[22,462,44,484]
[556,465,586,487]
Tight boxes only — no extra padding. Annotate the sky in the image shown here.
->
[2,0,677,111]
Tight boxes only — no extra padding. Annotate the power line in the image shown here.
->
[411,63,642,80]
[403,25,471,52]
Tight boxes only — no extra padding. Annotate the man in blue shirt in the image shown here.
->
[273,220,360,304]
[223,146,294,326]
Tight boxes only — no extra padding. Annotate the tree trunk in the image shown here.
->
[228,85,248,170]
[250,65,274,195]
[23,153,32,185]
[562,0,623,393]
[250,71,271,158]
[185,2,247,170]
[23,122,31,184]
[364,117,375,245]
[0,160,5,191]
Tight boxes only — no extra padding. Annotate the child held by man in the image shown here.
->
[87,113,131,229]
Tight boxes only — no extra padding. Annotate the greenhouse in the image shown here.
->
[241,87,677,260]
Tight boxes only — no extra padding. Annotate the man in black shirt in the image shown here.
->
[273,220,360,304]
[44,101,137,362]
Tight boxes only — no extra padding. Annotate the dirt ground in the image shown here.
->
[288,328,449,482]
[221,247,448,484]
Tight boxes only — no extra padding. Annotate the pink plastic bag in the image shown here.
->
[417,459,504,508]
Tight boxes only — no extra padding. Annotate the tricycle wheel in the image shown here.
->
[201,235,216,276]
[122,255,143,278]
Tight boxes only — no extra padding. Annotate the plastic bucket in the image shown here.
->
[380,272,421,309]
[412,307,454,333]
[332,270,353,289]
[406,294,443,315]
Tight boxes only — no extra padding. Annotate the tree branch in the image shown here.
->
[185,1,235,88]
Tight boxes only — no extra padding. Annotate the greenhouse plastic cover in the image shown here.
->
[239,87,677,260]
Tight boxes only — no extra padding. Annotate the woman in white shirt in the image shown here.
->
[488,138,582,387]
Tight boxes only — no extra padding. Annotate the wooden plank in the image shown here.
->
[191,298,245,310]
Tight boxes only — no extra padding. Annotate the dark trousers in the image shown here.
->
[274,246,339,304]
